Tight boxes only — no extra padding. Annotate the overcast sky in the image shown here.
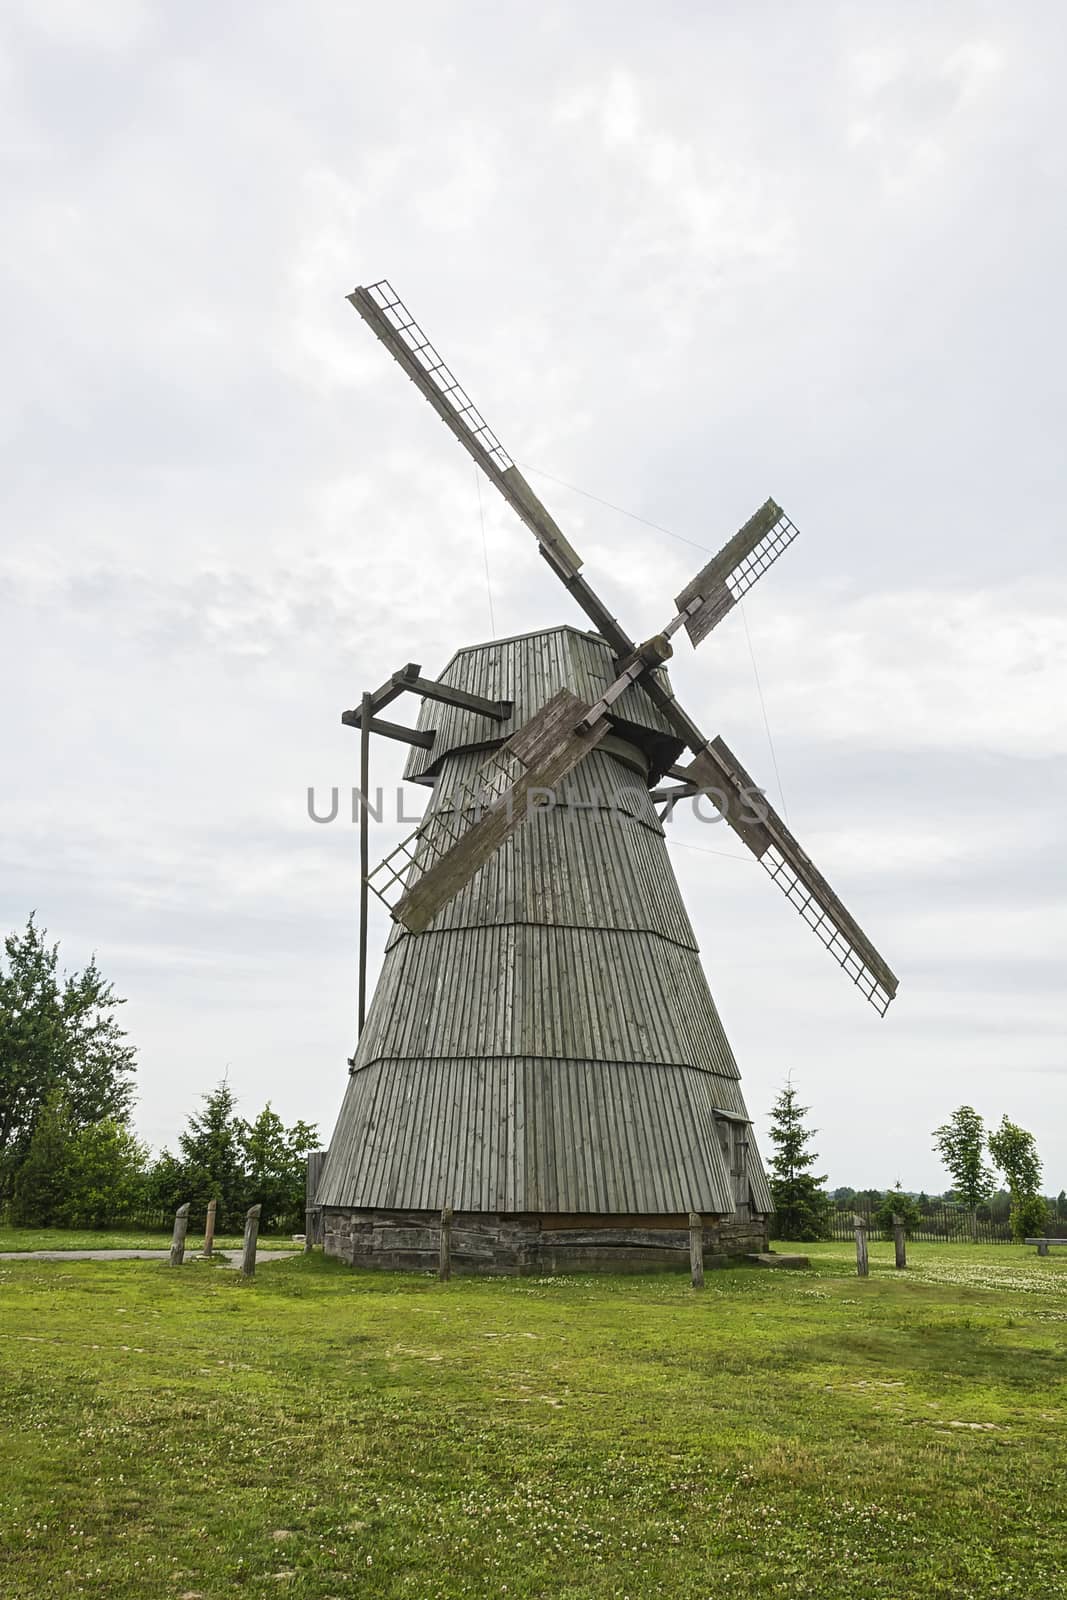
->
[2,1,1064,1193]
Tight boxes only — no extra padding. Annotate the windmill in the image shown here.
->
[315,281,898,1273]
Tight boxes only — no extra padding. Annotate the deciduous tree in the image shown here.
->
[932,1106,995,1243]
[987,1117,1046,1242]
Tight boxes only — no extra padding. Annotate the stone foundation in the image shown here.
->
[322,1208,769,1275]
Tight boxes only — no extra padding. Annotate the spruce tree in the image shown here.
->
[176,1080,246,1229]
[766,1081,831,1242]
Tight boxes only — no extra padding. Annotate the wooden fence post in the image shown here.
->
[688,1209,705,1289]
[853,1214,869,1278]
[892,1212,907,1270]
[169,1203,190,1266]
[439,1205,453,1282]
[305,1150,326,1253]
[241,1204,262,1278]
[203,1199,217,1258]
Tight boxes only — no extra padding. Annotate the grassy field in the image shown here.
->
[0,1240,1064,1599]
[0,1226,297,1252]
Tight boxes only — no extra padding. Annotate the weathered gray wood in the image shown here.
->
[682,736,898,1014]
[892,1212,907,1270]
[305,1151,327,1251]
[396,690,610,933]
[241,1204,262,1278]
[341,709,435,749]
[202,1198,217,1258]
[169,1203,190,1266]
[400,673,511,722]
[439,1204,453,1281]
[853,1213,869,1278]
[359,690,371,1035]
[347,664,420,720]
[688,1209,705,1289]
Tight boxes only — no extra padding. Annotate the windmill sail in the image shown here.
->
[682,736,898,1014]
[367,687,610,933]
[675,500,799,646]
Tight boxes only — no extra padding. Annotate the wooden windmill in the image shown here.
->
[315,281,898,1273]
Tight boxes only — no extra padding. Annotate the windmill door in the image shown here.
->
[716,1117,751,1221]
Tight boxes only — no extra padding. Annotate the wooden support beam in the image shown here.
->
[853,1214,869,1278]
[358,690,371,1036]
[362,663,421,717]
[892,1213,907,1270]
[202,1198,217,1258]
[340,710,434,749]
[398,673,512,721]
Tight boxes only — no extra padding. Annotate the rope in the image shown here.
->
[475,466,496,638]
[520,462,715,555]
[666,837,754,864]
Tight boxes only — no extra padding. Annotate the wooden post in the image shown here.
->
[305,1150,326,1253]
[169,1203,190,1266]
[892,1212,907,1270]
[439,1205,453,1281]
[241,1204,262,1278]
[203,1198,217,1258]
[688,1210,705,1289]
[358,689,371,1036]
[853,1213,869,1278]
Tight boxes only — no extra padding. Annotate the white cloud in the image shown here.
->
[0,1,1063,1189]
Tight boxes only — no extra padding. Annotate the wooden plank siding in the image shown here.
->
[321,627,771,1232]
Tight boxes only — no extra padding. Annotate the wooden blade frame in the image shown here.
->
[348,282,632,655]
[675,500,799,646]
[366,689,610,934]
[682,737,899,1015]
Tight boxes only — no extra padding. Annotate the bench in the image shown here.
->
[1024,1238,1067,1256]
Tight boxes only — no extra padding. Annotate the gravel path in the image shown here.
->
[0,1249,299,1268]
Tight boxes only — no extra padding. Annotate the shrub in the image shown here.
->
[873,1186,922,1239]
[1010,1193,1050,1243]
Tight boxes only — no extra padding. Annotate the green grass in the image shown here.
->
[0,1241,1064,1599]
[0,1225,297,1252]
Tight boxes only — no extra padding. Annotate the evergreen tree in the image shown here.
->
[873,1182,921,1239]
[0,915,136,1199]
[766,1082,831,1241]
[175,1080,247,1228]
[1057,1191,1067,1221]
[932,1106,995,1243]
[10,1089,73,1226]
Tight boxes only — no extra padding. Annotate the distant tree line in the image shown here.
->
[1,917,317,1233]
[766,1084,1060,1244]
